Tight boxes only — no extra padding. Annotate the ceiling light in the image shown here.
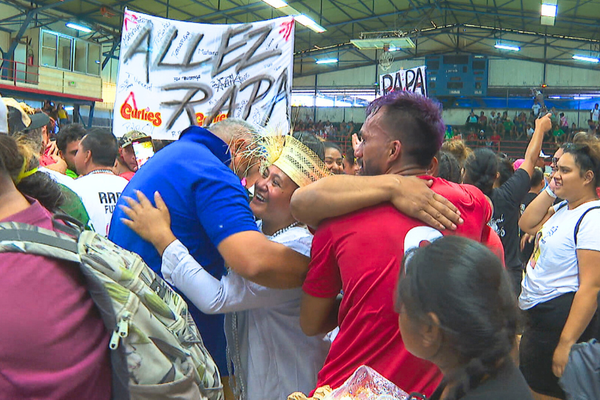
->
[574,96,592,100]
[64,106,74,111]
[541,0,557,25]
[541,3,557,17]
[495,43,520,51]
[295,14,326,33]
[316,58,337,64]
[573,55,600,63]
[66,22,92,33]
[262,0,287,8]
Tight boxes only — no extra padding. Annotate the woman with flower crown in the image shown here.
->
[120,131,332,400]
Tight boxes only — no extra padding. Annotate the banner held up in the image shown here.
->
[379,66,427,97]
[113,10,295,140]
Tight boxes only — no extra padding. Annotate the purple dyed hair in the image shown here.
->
[366,90,446,150]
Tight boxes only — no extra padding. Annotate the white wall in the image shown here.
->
[488,59,544,87]
[488,59,600,88]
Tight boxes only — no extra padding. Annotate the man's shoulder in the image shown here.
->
[431,177,485,202]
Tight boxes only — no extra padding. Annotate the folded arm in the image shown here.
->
[519,187,556,234]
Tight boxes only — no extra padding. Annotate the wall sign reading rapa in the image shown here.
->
[379,66,427,97]
[113,9,295,139]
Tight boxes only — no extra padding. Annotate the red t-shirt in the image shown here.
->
[303,177,492,396]
[0,200,112,399]
[120,171,136,181]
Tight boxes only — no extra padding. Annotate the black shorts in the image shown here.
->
[520,292,599,398]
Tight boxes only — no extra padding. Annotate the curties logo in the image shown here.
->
[120,92,162,127]
[195,111,227,127]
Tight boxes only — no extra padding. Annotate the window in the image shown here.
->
[41,31,57,67]
[87,43,100,75]
[40,30,101,76]
[73,39,87,73]
[73,38,101,75]
[57,37,72,69]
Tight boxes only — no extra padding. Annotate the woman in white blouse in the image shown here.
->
[120,132,331,400]
[519,140,600,400]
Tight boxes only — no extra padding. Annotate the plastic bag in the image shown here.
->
[323,365,409,400]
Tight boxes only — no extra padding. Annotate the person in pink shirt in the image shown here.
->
[0,131,112,398]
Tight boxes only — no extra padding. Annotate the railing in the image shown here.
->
[0,58,40,86]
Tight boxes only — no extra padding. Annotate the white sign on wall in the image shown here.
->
[113,9,295,139]
[379,66,427,97]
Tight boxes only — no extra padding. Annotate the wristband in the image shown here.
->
[545,185,557,199]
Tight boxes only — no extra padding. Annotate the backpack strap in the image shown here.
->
[574,206,600,246]
[556,200,568,212]
[0,222,80,262]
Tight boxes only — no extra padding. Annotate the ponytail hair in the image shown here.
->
[396,236,518,400]
[0,135,63,212]
[462,148,498,196]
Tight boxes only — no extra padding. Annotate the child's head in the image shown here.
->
[396,236,518,399]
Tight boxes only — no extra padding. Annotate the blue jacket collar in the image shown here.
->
[179,125,231,166]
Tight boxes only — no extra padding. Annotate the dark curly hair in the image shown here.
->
[463,148,498,197]
[56,123,86,153]
[396,236,518,400]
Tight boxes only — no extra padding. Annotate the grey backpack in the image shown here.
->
[0,220,223,400]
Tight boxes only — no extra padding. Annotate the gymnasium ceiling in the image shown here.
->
[1,0,600,76]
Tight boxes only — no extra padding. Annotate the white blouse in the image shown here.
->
[161,223,329,400]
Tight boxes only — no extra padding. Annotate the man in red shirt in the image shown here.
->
[292,91,492,396]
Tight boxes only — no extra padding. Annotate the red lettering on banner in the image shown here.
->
[120,92,162,127]
[195,112,228,126]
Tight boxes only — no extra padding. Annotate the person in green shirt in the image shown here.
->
[56,123,86,178]
[552,123,565,144]
[503,118,515,138]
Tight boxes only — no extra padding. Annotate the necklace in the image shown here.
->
[85,169,115,176]
[268,221,300,237]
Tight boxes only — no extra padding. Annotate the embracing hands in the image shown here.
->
[391,176,463,231]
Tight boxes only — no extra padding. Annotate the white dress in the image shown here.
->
[161,222,330,400]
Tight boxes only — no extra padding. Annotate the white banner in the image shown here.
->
[113,10,295,139]
[379,66,427,97]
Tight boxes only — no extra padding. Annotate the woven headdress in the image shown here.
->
[261,134,331,188]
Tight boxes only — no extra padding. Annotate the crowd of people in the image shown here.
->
[293,119,360,144]
[1,90,599,400]
[455,100,600,146]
